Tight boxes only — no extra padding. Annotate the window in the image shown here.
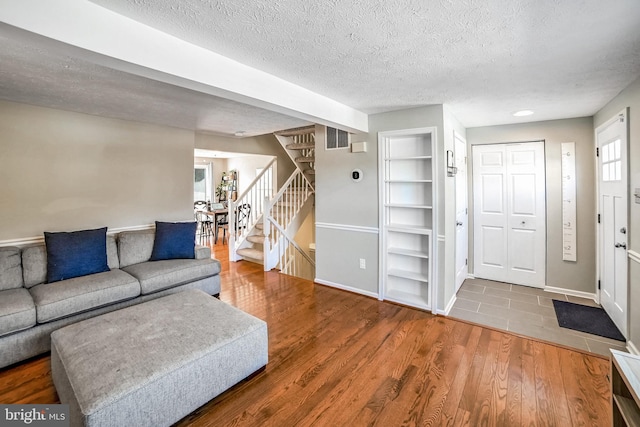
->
[194,164,212,202]
[326,126,350,150]
[602,139,622,182]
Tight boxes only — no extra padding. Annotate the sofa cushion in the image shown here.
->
[23,236,120,288]
[29,269,140,324]
[106,235,119,269]
[194,245,211,260]
[22,245,47,288]
[0,247,23,291]
[45,227,110,283]
[0,288,36,337]
[122,259,220,295]
[150,221,197,261]
[117,230,155,268]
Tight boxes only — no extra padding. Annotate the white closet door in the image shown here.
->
[473,142,546,287]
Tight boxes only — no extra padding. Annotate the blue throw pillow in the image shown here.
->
[45,227,110,283]
[150,221,197,261]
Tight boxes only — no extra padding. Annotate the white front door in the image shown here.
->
[473,142,546,287]
[454,132,468,291]
[597,110,628,338]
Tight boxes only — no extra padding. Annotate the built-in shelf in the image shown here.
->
[384,289,430,310]
[388,268,429,282]
[385,179,433,183]
[385,203,433,209]
[387,224,432,235]
[611,349,640,426]
[388,247,430,259]
[384,156,432,160]
[380,128,434,311]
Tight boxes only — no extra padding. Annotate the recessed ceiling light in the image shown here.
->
[513,110,534,117]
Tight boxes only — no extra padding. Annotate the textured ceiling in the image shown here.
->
[1,0,640,134]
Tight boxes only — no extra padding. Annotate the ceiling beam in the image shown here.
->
[0,0,368,133]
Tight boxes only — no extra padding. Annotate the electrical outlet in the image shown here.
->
[359,258,366,269]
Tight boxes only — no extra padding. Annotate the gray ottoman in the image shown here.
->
[50,289,268,427]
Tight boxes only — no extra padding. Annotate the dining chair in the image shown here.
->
[195,210,213,242]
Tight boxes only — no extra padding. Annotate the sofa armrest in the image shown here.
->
[194,245,211,260]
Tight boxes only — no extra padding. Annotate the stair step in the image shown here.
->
[237,248,264,261]
[255,222,264,230]
[304,169,316,175]
[275,126,315,137]
[286,142,315,150]
[247,235,266,244]
[296,157,315,163]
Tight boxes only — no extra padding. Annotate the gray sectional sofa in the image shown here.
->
[0,229,221,369]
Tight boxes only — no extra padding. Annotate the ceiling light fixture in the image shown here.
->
[513,110,534,117]
[234,131,246,137]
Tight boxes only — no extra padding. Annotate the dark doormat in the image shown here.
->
[552,300,625,342]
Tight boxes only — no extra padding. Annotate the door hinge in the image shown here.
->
[619,114,625,123]
[465,208,468,215]
[465,258,468,265]
[596,147,599,157]
[598,280,601,290]
[598,214,601,224]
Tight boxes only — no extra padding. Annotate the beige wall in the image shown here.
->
[0,100,194,241]
[467,117,596,294]
[227,154,274,195]
[594,74,640,350]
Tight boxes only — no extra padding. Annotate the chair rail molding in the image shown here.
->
[0,224,155,248]
[315,222,379,234]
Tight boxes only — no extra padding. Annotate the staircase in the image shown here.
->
[229,127,316,279]
[274,125,316,188]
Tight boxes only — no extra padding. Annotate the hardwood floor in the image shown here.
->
[0,241,611,426]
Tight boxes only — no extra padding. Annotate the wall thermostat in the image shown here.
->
[351,169,363,182]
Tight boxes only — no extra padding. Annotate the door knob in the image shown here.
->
[615,242,627,249]
[456,221,463,226]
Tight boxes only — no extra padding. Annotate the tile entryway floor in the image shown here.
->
[449,278,628,357]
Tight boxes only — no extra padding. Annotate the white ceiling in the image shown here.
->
[1,0,640,135]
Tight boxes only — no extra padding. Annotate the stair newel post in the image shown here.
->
[228,198,237,262]
[263,195,271,271]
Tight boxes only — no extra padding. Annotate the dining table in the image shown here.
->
[206,208,229,243]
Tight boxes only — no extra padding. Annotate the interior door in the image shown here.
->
[597,110,628,338]
[473,142,546,287]
[454,132,468,291]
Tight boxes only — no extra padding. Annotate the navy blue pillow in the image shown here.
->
[44,227,110,283]
[150,221,197,261]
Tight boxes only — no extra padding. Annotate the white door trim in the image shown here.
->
[454,130,468,292]
[595,108,629,337]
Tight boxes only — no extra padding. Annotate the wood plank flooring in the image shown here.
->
[0,241,611,426]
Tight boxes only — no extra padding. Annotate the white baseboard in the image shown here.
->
[0,224,155,248]
[544,286,597,302]
[467,274,476,279]
[438,294,457,316]
[628,340,640,356]
[314,278,379,299]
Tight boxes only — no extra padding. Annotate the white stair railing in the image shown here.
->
[228,158,277,262]
[266,217,315,280]
[263,169,314,270]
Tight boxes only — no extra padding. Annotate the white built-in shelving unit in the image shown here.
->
[379,128,436,311]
